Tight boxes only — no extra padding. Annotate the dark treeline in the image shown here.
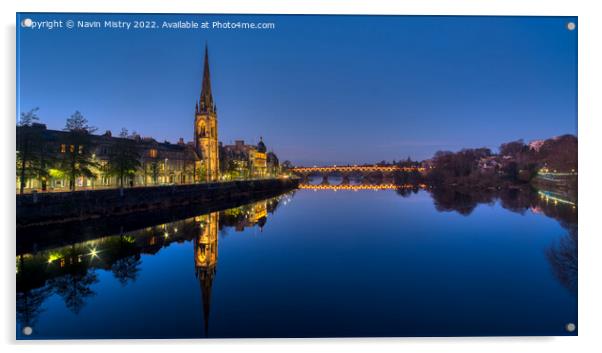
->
[425,134,577,187]
[365,135,577,189]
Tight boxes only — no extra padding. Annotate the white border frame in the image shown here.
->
[2,1,601,352]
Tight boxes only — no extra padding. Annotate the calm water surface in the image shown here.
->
[16,187,577,338]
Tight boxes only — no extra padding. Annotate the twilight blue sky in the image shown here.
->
[17,14,577,165]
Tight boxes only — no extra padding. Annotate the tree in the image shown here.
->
[31,125,57,192]
[16,254,53,330]
[111,255,142,286]
[199,161,209,182]
[59,111,99,191]
[65,110,96,133]
[267,152,280,176]
[499,140,526,158]
[104,128,141,188]
[46,243,99,314]
[16,286,52,330]
[182,160,196,184]
[537,135,577,172]
[50,271,98,314]
[427,148,492,184]
[223,159,239,179]
[16,108,42,194]
[281,160,293,170]
[502,161,519,180]
[546,228,577,296]
[149,160,160,185]
[399,156,414,168]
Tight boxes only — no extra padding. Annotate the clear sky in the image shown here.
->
[17,14,577,166]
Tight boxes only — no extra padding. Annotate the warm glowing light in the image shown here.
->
[48,168,65,178]
[299,183,400,191]
[89,248,98,258]
[47,253,61,264]
[292,165,424,173]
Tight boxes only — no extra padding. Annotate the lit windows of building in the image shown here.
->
[15,46,234,191]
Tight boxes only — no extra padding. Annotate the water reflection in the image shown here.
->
[426,185,577,296]
[16,193,293,336]
[300,182,578,298]
[194,212,218,337]
[16,185,576,337]
[428,186,577,224]
[547,227,578,295]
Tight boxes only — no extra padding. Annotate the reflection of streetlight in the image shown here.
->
[89,248,98,258]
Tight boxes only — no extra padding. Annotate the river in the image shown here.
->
[16,184,577,338]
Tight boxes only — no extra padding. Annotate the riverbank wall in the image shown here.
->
[16,178,299,228]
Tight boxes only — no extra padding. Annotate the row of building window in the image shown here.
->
[60,144,83,154]
[59,144,161,159]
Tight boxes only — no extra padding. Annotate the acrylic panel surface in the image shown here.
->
[16,13,577,339]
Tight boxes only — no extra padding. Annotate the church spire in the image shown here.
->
[199,43,215,114]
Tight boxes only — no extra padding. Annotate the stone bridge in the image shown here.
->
[291,165,425,185]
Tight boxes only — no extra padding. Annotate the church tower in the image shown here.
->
[195,44,219,181]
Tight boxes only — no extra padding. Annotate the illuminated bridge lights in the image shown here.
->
[298,184,427,191]
[292,165,425,174]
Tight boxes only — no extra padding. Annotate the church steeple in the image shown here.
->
[199,43,215,114]
[194,43,219,182]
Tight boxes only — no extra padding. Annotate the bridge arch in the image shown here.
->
[292,165,425,187]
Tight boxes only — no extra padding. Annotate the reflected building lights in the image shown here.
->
[15,194,292,336]
[15,188,578,337]
[194,212,219,337]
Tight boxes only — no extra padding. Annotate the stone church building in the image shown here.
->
[17,45,278,192]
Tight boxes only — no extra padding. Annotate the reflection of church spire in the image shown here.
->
[193,212,219,337]
[196,262,215,337]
